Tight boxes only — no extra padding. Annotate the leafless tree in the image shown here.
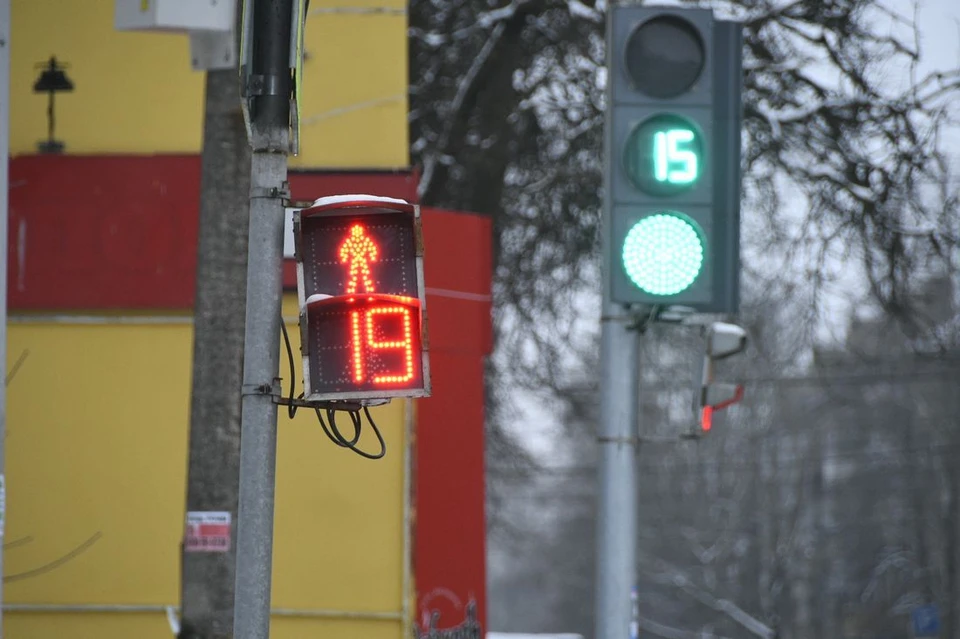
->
[410,1,960,635]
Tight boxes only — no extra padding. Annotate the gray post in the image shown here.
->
[233,2,294,639]
[0,1,9,635]
[595,309,639,639]
[597,3,640,626]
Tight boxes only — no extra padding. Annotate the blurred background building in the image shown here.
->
[3,1,490,638]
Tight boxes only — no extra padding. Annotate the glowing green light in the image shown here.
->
[621,212,705,296]
[653,129,698,184]
[624,114,703,196]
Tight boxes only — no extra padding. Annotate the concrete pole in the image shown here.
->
[595,308,639,639]
[233,2,293,638]
[596,2,640,626]
[179,8,251,639]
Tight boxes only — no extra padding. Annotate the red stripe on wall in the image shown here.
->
[7,155,418,310]
[415,208,492,631]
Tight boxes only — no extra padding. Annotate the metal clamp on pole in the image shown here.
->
[249,184,291,200]
[596,435,640,446]
[240,381,281,400]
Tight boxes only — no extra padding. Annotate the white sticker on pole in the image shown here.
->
[185,511,231,553]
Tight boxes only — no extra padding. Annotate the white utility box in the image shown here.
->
[115,0,234,33]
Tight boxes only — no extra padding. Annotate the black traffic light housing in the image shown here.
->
[293,196,431,403]
[604,5,742,313]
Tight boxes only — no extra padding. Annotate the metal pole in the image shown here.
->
[596,4,639,633]
[233,2,293,639]
[595,309,639,639]
[0,1,10,635]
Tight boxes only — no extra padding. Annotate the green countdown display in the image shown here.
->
[621,212,706,296]
[623,114,703,196]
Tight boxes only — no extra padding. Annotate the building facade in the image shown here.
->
[4,2,489,637]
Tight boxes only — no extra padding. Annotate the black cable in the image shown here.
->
[341,409,364,446]
[315,407,361,448]
[359,407,388,460]
[280,320,298,419]
[280,319,387,460]
[329,408,386,460]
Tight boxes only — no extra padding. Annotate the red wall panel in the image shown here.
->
[8,155,202,310]
[421,208,493,354]
[7,155,418,309]
[415,351,489,631]
[416,208,492,632]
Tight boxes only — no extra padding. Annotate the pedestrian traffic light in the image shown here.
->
[293,195,431,402]
[605,6,742,312]
[692,322,746,435]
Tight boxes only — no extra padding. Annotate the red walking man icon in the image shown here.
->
[339,223,379,294]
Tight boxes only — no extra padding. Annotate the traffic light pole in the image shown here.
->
[595,306,640,639]
[234,2,294,638]
[597,6,742,635]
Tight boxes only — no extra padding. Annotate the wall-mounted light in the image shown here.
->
[33,56,74,154]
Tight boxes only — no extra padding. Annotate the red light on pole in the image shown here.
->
[294,196,430,402]
[700,405,713,432]
[692,322,747,436]
[698,384,743,433]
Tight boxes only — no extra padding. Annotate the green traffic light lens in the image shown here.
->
[624,114,703,196]
[621,212,705,296]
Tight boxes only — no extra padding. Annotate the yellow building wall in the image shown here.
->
[7,0,413,636]
[6,312,411,639]
[10,0,409,168]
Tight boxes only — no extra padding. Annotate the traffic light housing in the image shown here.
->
[693,322,746,435]
[293,196,431,403]
[605,6,742,312]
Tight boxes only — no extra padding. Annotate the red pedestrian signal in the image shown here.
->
[690,322,746,437]
[339,223,378,294]
[700,406,713,433]
[294,196,430,402]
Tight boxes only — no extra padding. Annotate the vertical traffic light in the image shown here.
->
[605,6,742,312]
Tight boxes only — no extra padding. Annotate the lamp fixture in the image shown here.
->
[33,56,74,154]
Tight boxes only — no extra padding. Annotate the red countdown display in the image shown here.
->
[295,196,430,402]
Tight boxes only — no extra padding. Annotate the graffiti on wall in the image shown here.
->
[414,598,482,639]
